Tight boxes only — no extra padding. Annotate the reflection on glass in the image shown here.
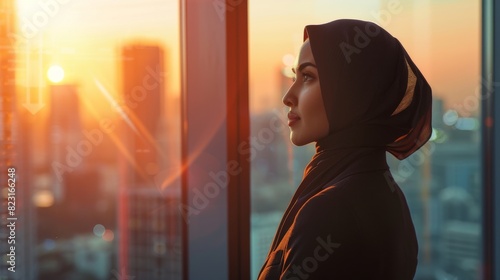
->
[250,1,482,279]
[0,0,182,279]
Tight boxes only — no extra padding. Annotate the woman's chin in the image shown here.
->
[290,135,310,146]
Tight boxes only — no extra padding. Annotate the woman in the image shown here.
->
[257,19,432,279]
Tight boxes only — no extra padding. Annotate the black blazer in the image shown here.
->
[258,169,418,279]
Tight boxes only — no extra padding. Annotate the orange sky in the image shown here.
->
[14,0,480,120]
[248,0,481,114]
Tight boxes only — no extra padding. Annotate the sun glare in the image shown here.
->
[47,65,65,83]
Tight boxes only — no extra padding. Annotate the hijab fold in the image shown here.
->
[267,19,432,254]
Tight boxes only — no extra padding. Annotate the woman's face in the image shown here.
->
[282,39,329,146]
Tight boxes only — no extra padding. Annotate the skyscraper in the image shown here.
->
[118,44,181,280]
[48,84,82,202]
[0,1,36,279]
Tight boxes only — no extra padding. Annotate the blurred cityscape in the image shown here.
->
[1,1,183,279]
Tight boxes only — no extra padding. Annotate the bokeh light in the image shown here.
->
[32,190,55,208]
[102,229,114,242]
[47,65,65,83]
[443,109,459,126]
[282,54,295,67]
[93,224,105,237]
[455,117,478,130]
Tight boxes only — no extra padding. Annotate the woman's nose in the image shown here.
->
[282,87,295,107]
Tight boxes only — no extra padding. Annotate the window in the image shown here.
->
[249,1,483,279]
[1,1,182,279]
[1,0,497,279]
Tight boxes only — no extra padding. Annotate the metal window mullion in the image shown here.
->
[179,3,230,279]
[482,0,500,279]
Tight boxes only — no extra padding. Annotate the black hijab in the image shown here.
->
[267,19,432,254]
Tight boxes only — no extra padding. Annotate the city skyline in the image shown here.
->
[13,0,480,119]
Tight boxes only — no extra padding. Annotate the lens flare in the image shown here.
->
[47,65,65,83]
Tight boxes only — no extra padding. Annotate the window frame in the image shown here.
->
[482,0,500,279]
[180,1,250,280]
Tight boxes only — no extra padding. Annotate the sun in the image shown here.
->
[47,65,65,83]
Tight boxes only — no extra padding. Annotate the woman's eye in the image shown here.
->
[291,73,312,83]
[302,73,312,81]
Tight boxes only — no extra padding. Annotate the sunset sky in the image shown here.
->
[14,0,481,121]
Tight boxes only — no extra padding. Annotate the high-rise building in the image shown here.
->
[440,221,481,279]
[121,44,163,185]
[48,84,82,202]
[0,1,36,279]
[251,212,282,279]
[118,44,181,280]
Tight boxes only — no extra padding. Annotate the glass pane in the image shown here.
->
[1,0,182,279]
[249,1,482,279]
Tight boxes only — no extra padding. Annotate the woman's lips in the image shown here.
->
[288,112,300,126]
